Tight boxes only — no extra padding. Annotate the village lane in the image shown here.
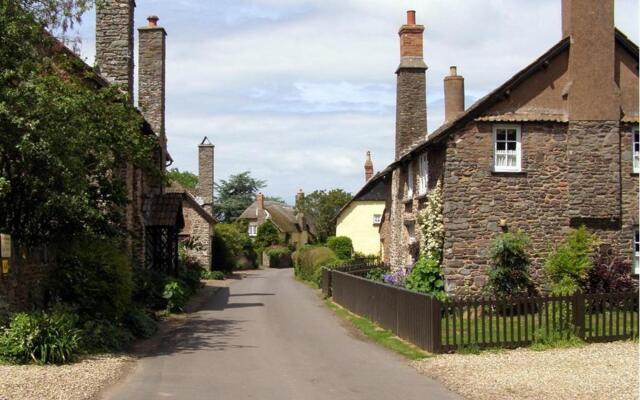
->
[102,268,459,400]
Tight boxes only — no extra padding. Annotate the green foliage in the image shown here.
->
[366,268,386,283]
[167,168,198,190]
[177,250,204,296]
[254,220,282,258]
[531,326,584,351]
[545,226,597,295]
[296,189,352,242]
[487,231,535,297]
[80,319,133,353]
[265,245,291,258]
[214,171,266,222]
[405,257,446,301]
[212,223,250,273]
[202,270,225,280]
[0,307,82,364]
[418,179,444,261]
[163,281,188,313]
[293,246,338,284]
[581,247,639,293]
[123,309,158,340]
[132,267,169,310]
[50,236,133,321]
[326,236,353,260]
[0,3,159,244]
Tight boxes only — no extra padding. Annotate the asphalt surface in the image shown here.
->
[103,268,459,400]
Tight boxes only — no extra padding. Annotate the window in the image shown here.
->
[493,125,522,172]
[634,228,639,275]
[418,153,429,195]
[248,223,258,237]
[406,162,414,198]
[373,214,382,225]
[633,128,639,174]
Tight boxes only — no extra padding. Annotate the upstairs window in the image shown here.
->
[373,214,382,225]
[494,125,521,172]
[418,153,429,195]
[633,128,639,174]
[406,162,414,198]
[635,228,639,275]
[248,223,258,237]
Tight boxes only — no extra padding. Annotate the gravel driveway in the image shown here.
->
[413,341,638,400]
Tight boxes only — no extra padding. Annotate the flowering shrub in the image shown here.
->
[418,179,444,261]
[405,257,447,301]
[383,267,411,287]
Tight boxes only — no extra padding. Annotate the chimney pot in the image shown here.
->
[407,10,416,25]
[148,16,159,27]
[449,66,457,76]
[364,151,374,182]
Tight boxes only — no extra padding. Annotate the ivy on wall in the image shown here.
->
[417,179,444,262]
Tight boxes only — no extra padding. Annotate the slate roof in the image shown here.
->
[146,193,185,228]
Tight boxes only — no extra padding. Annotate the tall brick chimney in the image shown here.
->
[562,0,618,121]
[364,151,374,182]
[256,193,265,210]
[138,16,168,170]
[197,137,214,213]
[395,10,428,159]
[95,0,135,102]
[444,66,465,123]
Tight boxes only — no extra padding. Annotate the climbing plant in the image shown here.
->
[417,179,444,262]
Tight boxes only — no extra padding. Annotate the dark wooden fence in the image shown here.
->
[325,267,639,353]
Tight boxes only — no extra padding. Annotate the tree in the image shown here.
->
[214,171,265,222]
[0,2,158,244]
[253,220,282,257]
[167,168,198,191]
[487,231,535,297]
[296,189,351,242]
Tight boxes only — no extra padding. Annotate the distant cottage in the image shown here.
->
[373,1,638,294]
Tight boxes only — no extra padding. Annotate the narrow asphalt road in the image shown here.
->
[103,269,459,400]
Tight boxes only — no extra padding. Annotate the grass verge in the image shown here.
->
[324,299,430,361]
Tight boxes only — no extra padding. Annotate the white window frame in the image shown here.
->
[373,214,382,225]
[633,127,639,174]
[493,124,522,172]
[418,153,429,196]
[248,223,258,237]
[634,227,639,275]
[406,162,414,199]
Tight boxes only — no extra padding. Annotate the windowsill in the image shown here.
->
[402,198,413,204]
[632,171,639,176]
[416,193,428,200]
[491,169,527,176]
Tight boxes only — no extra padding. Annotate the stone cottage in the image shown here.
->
[167,138,217,269]
[335,153,389,256]
[384,2,639,293]
[239,192,316,249]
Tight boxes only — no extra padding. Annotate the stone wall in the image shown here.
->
[395,70,427,159]
[0,246,51,315]
[138,23,167,140]
[183,205,212,270]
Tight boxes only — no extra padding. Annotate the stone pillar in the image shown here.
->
[364,151,374,182]
[197,137,215,213]
[138,16,168,172]
[395,10,428,160]
[444,66,465,123]
[95,0,135,102]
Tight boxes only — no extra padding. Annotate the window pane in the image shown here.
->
[496,154,506,166]
[507,154,517,166]
[507,141,517,151]
[497,131,506,141]
[507,131,517,141]
[497,142,506,151]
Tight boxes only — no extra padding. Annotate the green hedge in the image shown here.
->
[293,246,338,285]
[327,236,354,260]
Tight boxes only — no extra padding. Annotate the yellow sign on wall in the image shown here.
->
[1,259,9,274]
[0,234,11,258]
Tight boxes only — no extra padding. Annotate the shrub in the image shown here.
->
[265,245,292,268]
[293,246,337,283]
[0,307,82,364]
[383,268,409,287]
[366,268,386,283]
[177,251,204,296]
[581,246,639,293]
[254,220,282,258]
[212,223,249,273]
[545,226,597,295]
[133,267,169,310]
[163,280,188,313]
[312,258,345,286]
[124,308,158,340]
[487,231,535,297]
[201,270,225,280]
[405,257,447,301]
[50,236,133,321]
[326,236,353,260]
[81,319,133,353]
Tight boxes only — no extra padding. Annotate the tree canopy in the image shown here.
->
[167,168,198,191]
[214,171,266,222]
[0,1,159,243]
[296,189,351,242]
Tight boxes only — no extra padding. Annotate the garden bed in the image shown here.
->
[413,341,638,400]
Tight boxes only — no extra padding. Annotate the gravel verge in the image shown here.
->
[0,354,134,400]
[413,341,638,400]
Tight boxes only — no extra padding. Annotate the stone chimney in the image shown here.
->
[95,0,135,102]
[562,0,618,121]
[197,137,214,213]
[444,66,465,123]
[364,151,374,182]
[395,10,428,160]
[138,16,168,169]
[256,193,265,210]
[295,189,305,208]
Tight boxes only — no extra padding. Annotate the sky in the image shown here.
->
[74,0,640,204]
